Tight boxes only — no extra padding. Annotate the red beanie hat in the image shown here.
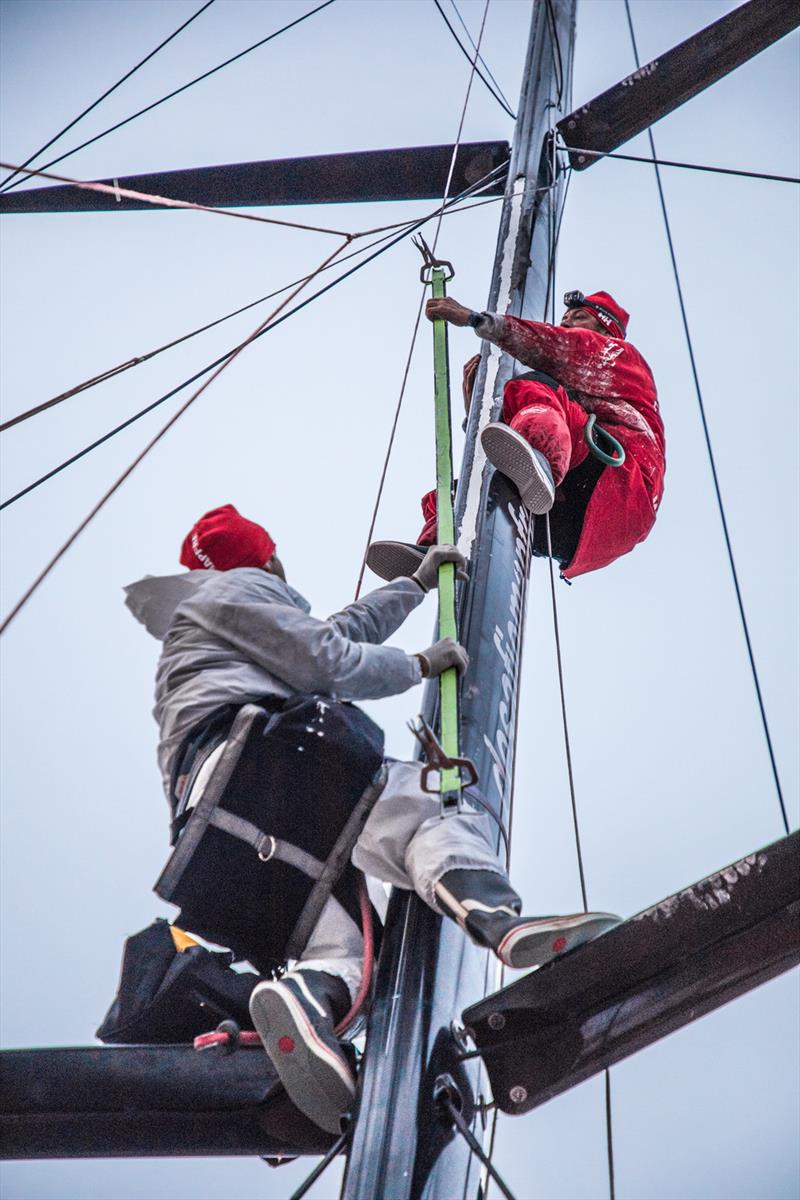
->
[180,504,276,571]
[583,291,629,339]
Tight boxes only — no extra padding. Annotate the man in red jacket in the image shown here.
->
[368,290,665,581]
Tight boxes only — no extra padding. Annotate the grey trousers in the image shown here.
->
[296,760,507,1000]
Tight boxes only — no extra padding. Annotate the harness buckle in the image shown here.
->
[257,834,276,863]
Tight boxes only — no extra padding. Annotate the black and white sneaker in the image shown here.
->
[435,868,620,969]
[249,969,355,1134]
[480,422,555,515]
[366,540,426,583]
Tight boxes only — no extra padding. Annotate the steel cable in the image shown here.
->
[0,0,216,192]
[0,160,352,237]
[0,0,337,194]
[352,0,493,599]
[623,0,789,835]
[432,0,516,119]
[561,146,799,186]
[448,0,515,114]
[1,175,507,435]
[1,174,507,508]
[0,237,351,635]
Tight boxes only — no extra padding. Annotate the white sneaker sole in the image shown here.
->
[250,982,355,1134]
[496,912,620,969]
[366,541,426,582]
[481,424,555,515]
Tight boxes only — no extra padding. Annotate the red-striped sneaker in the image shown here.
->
[435,868,619,969]
[249,970,354,1134]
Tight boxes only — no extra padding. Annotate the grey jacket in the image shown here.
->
[124,568,426,797]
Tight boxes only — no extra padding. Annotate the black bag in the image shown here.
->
[96,919,259,1044]
[155,695,385,975]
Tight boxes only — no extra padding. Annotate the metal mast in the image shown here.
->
[341,4,575,1197]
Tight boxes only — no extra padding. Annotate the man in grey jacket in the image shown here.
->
[126,503,617,1134]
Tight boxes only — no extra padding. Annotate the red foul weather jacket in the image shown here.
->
[474,314,666,578]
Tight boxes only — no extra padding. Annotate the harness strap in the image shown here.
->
[284,764,388,961]
[206,807,326,878]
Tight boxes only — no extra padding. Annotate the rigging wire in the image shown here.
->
[543,0,565,109]
[0,0,337,195]
[542,151,616,1199]
[0,175,507,509]
[623,0,789,836]
[0,161,352,237]
[562,147,799,187]
[432,0,516,119]
[0,0,216,192]
[352,0,493,599]
[447,0,515,115]
[0,186,506,436]
[0,238,351,636]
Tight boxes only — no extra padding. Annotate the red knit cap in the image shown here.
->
[582,291,629,339]
[180,504,276,571]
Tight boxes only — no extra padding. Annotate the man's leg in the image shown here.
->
[480,377,590,514]
[249,890,363,1134]
[365,491,436,582]
[354,762,619,968]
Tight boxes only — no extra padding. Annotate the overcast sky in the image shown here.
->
[1,1,798,1198]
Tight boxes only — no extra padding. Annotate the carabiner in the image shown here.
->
[584,412,625,467]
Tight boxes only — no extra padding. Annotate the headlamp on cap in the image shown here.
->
[562,290,627,339]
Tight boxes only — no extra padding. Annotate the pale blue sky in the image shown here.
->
[1,2,798,1198]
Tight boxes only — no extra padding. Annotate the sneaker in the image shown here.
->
[249,970,354,1134]
[366,540,426,582]
[435,868,620,969]
[480,423,555,515]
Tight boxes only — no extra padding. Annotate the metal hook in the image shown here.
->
[408,715,478,794]
[412,234,455,284]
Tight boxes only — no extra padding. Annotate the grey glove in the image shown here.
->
[416,637,469,678]
[411,543,468,593]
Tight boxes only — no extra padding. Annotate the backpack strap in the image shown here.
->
[283,764,387,961]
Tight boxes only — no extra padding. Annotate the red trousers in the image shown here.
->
[419,378,661,579]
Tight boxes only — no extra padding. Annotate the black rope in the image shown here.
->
[1,182,505,436]
[447,0,515,114]
[432,0,516,119]
[1,167,507,511]
[0,0,337,194]
[288,1127,349,1200]
[605,1069,617,1200]
[565,146,799,187]
[544,0,565,108]
[0,1,216,192]
[623,0,789,836]
[544,516,589,910]
[440,1096,517,1200]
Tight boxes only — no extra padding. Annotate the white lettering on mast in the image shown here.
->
[482,499,531,800]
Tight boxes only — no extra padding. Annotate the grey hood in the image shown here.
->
[125,568,425,798]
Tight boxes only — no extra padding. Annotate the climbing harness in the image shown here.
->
[584,412,625,467]
[413,235,477,812]
[155,697,386,975]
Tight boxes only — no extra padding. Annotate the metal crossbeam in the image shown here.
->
[0,1044,335,1160]
[0,142,509,214]
[464,831,800,1116]
[558,0,800,170]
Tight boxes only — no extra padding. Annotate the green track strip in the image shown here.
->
[430,267,461,801]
